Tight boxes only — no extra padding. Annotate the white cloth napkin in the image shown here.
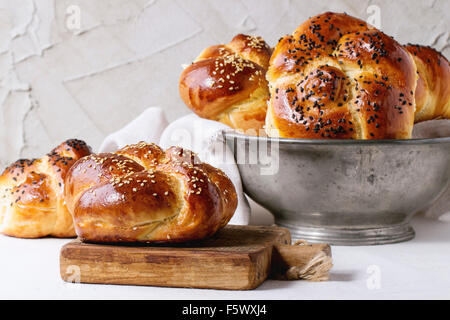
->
[99,107,250,225]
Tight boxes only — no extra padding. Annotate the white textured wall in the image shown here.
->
[0,0,449,168]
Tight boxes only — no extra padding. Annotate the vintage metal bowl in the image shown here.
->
[223,131,450,245]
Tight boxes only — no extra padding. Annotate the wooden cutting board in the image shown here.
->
[60,225,332,290]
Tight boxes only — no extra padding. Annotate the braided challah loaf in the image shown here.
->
[0,139,91,238]
[266,12,418,139]
[64,142,237,243]
[179,34,272,134]
[404,44,450,123]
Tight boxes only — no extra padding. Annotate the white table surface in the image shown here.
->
[1,200,449,300]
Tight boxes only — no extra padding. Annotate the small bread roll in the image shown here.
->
[404,44,450,122]
[0,139,91,238]
[266,12,417,139]
[64,142,237,243]
[179,34,272,133]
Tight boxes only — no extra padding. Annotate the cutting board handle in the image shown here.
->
[271,240,333,281]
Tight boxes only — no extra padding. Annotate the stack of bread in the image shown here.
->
[0,141,237,242]
[179,12,450,140]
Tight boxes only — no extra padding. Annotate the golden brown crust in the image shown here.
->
[404,44,450,122]
[0,139,91,238]
[179,34,271,132]
[64,142,237,243]
[266,12,417,139]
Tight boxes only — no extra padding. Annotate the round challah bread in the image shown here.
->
[179,34,272,134]
[0,139,91,238]
[266,12,418,139]
[64,142,237,243]
[404,44,450,123]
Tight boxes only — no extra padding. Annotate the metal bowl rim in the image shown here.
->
[222,130,450,146]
